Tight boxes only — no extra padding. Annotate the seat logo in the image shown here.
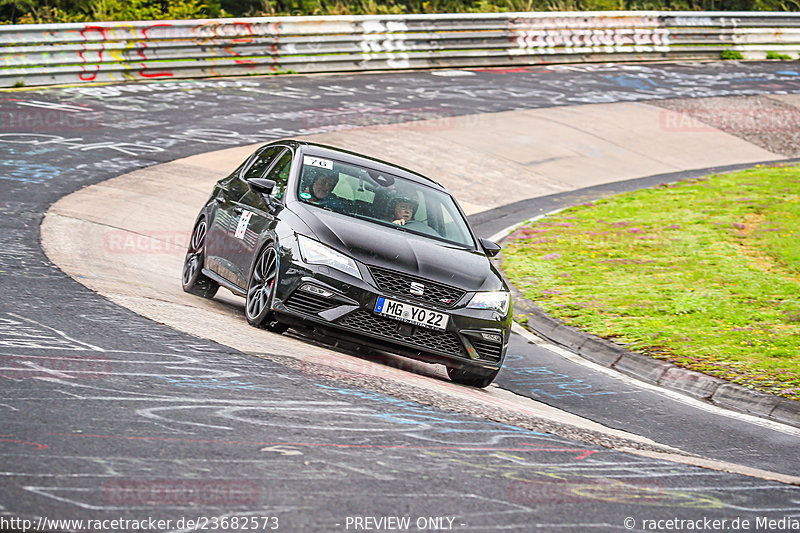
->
[409,282,425,296]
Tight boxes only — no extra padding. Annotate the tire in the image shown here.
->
[181,218,219,298]
[447,365,499,388]
[245,243,289,333]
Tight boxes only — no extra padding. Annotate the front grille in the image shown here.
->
[468,337,503,362]
[368,266,466,309]
[337,310,465,358]
[284,291,335,315]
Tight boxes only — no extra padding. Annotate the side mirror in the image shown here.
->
[247,178,282,214]
[479,238,501,257]
[247,178,275,196]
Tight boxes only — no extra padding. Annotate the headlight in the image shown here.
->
[467,291,510,314]
[297,234,362,280]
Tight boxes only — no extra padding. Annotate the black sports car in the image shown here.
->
[182,140,511,387]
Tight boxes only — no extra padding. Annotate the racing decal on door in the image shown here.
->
[234,210,253,239]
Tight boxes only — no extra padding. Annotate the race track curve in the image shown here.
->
[3,62,800,531]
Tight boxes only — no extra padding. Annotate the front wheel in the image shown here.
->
[181,218,219,298]
[447,365,499,388]
[245,244,288,333]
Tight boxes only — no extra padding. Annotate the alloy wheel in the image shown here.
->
[246,246,277,320]
[182,219,206,286]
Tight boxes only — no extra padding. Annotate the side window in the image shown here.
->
[242,146,284,181]
[437,201,469,243]
[264,149,293,200]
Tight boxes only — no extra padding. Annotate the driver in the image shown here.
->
[301,167,346,211]
[385,195,418,226]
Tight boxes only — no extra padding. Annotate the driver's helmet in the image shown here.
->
[386,193,418,219]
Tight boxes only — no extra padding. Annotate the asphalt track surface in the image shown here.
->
[2,62,800,531]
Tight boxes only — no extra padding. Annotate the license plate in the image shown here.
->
[374,297,448,331]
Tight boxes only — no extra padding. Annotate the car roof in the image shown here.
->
[272,140,446,191]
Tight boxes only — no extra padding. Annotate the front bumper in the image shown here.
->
[271,252,510,371]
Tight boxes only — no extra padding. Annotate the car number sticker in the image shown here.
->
[234,210,253,239]
[304,156,333,170]
[374,297,448,331]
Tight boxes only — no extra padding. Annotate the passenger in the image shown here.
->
[385,196,418,226]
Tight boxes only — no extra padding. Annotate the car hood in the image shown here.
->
[297,206,503,291]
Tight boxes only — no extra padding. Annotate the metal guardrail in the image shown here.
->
[1,11,799,88]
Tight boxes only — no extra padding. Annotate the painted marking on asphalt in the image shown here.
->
[3,312,104,351]
[511,323,800,438]
[501,357,620,399]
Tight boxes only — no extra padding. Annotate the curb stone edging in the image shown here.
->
[497,259,800,431]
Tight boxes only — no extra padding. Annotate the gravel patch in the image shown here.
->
[651,95,800,157]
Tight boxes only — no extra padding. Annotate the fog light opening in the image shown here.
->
[299,284,334,298]
[480,332,502,343]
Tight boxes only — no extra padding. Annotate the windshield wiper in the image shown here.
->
[304,201,335,212]
[348,212,384,224]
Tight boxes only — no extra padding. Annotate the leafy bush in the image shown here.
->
[8,0,210,23]
[721,49,745,60]
[4,0,800,23]
[766,51,793,60]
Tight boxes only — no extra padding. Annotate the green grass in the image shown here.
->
[503,164,800,400]
[766,51,794,60]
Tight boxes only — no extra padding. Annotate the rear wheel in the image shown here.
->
[447,365,499,388]
[181,218,219,298]
[246,244,288,333]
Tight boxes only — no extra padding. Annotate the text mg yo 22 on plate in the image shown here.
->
[375,296,448,331]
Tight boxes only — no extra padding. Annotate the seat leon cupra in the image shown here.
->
[182,140,511,387]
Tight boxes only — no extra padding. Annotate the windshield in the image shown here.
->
[297,155,475,248]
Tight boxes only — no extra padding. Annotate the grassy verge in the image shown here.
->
[502,163,800,401]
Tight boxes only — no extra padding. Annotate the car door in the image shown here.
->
[207,145,284,288]
[226,147,294,288]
